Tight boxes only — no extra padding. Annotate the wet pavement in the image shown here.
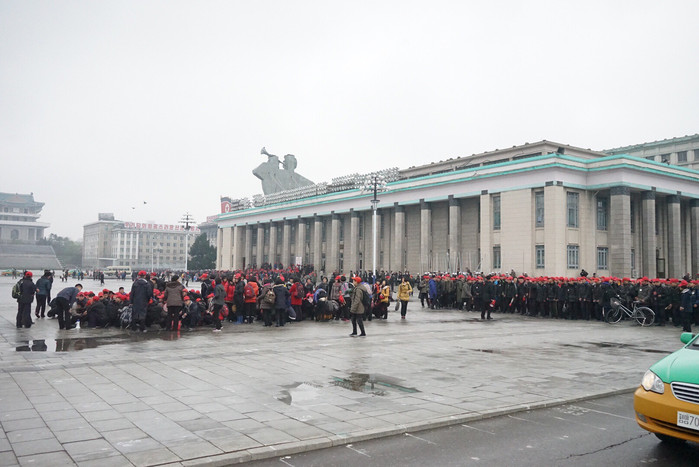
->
[0,275,689,466]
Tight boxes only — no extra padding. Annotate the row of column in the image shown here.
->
[612,189,698,279]
[221,194,465,274]
[220,191,698,277]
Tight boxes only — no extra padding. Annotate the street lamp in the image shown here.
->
[360,173,389,284]
[179,212,195,272]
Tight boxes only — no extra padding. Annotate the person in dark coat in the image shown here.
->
[34,271,52,318]
[163,275,186,331]
[349,276,367,336]
[272,278,290,327]
[130,271,153,332]
[679,281,694,332]
[52,284,83,329]
[16,271,36,328]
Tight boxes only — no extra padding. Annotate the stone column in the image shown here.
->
[281,220,291,268]
[641,191,656,278]
[244,225,253,270]
[269,222,278,266]
[256,223,264,268]
[371,209,382,274]
[667,195,682,279]
[448,196,461,272]
[219,227,231,270]
[420,200,432,271]
[312,216,323,272]
[347,210,359,273]
[326,213,339,274]
[232,225,244,270]
[296,218,306,266]
[609,187,632,278]
[393,204,405,272]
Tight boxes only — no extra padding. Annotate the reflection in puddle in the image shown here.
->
[331,373,419,395]
[561,342,668,355]
[276,374,419,406]
[14,332,184,352]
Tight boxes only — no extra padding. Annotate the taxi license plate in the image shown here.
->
[677,411,699,431]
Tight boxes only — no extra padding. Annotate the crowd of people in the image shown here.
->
[11,266,699,335]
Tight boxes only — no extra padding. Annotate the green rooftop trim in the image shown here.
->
[604,134,699,153]
[217,155,699,222]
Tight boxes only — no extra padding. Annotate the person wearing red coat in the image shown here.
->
[290,278,305,321]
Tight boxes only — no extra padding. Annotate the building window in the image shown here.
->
[358,217,364,238]
[492,246,501,269]
[380,216,385,239]
[597,247,609,270]
[567,245,579,269]
[631,248,636,271]
[535,191,544,227]
[660,153,670,163]
[630,200,635,233]
[492,194,501,230]
[567,192,579,228]
[535,245,545,269]
[695,149,699,160]
[596,197,608,230]
[677,151,687,163]
[339,218,345,241]
[645,155,655,161]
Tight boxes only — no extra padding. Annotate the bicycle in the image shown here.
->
[605,296,655,326]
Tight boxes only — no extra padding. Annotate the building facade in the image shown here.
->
[82,214,200,270]
[605,134,699,171]
[216,140,699,278]
[0,192,49,243]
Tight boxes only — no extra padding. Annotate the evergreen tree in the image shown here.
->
[188,234,216,270]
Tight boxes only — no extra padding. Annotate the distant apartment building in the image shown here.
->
[82,213,200,270]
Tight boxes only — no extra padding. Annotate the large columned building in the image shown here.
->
[216,140,699,278]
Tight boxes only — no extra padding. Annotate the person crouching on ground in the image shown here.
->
[349,276,367,337]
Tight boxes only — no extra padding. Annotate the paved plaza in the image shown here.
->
[0,276,687,466]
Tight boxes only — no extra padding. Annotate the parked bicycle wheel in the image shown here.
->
[634,307,655,326]
[606,308,623,324]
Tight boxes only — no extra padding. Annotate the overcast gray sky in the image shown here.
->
[2,0,698,240]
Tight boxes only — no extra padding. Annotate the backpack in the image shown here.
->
[243,283,255,300]
[11,280,22,300]
[360,287,371,309]
[262,287,276,306]
[120,305,133,328]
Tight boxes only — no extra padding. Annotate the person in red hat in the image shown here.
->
[15,271,36,328]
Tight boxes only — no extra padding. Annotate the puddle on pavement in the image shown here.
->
[13,332,186,352]
[276,374,419,406]
[331,373,419,395]
[560,342,668,354]
[469,349,502,354]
